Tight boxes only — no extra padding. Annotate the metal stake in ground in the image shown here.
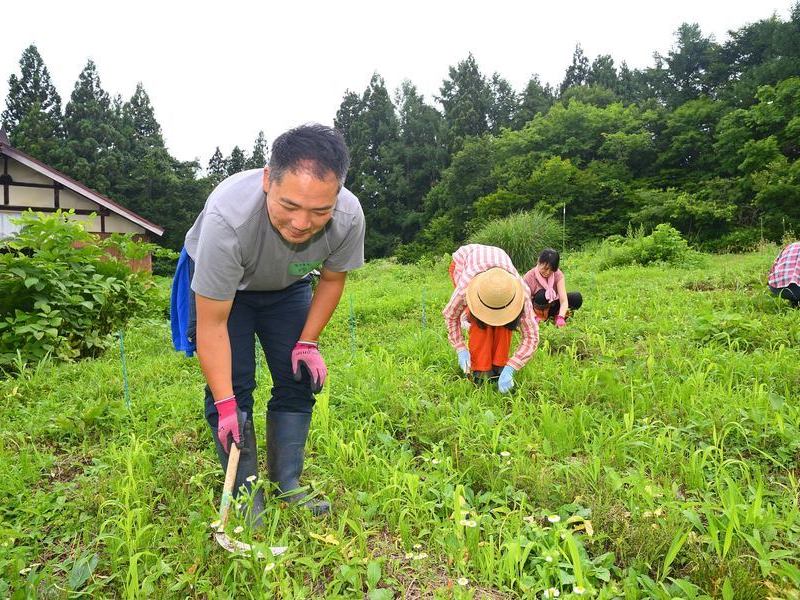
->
[214,442,287,557]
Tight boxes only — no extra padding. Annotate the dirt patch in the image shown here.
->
[47,454,94,485]
[345,528,512,599]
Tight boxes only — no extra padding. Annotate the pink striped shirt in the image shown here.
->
[769,242,800,288]
[443,244,539,370]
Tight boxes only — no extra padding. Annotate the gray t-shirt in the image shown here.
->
[185,169,365,300]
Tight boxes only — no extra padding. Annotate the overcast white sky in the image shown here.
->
[1,1,793,169]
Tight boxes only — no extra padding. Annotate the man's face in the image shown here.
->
[263,164,339,244]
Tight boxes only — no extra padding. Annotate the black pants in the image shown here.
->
[192,280,316,431]
[770,283,800,307]
[533,290,583,317]
[186,254,316,424]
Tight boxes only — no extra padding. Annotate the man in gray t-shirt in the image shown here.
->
[185,124,365,520]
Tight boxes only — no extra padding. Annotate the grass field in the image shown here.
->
[1,246,799,599]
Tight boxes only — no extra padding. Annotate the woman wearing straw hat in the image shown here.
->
[443,244,540,392]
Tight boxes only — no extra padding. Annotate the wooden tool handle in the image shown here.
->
[218,443,241,529]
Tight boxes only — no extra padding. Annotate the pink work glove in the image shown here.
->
[291,341,327,394]
[555,315,566,328]
[215,395,242,454]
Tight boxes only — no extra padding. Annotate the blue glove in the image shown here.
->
[498,366,515,393]
[457,349,471,373]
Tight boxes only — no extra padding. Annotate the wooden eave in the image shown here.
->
[0,136,164,237]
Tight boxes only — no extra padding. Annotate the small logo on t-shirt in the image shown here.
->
[288,261,323,276]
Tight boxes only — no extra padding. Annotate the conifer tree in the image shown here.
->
[207,147,227,183]
[227,146,247,175]
[335,73,400,256]
[123,83,164,150]
[2,44,62,132]
[63,60,123,192]
[438,53,493,152]
[246,131,268,169]
[560,44,591,95]
[488,73,517,132]
[515,75,555,127]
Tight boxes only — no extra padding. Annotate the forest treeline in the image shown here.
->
[3,4,798,259]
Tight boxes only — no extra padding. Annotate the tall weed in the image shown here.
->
[469,210,563,271]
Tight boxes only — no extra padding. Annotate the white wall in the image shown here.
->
[0,210,22,238]
[4,157,147,235]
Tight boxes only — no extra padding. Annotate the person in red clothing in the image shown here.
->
[443,244,539,392]
[768,242,800,307]
[523,248,583,327]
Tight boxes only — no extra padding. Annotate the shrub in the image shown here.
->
[0,211,157,371]
[468,210,563,271]
[699,228,762,253]
[595,223,701,270]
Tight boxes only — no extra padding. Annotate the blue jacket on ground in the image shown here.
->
[170,248,196,357]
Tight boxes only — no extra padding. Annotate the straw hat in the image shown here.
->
[465,267,525,326]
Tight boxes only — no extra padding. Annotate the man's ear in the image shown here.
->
[262,167,270,193]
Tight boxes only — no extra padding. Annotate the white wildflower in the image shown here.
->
[457,577,469,586]
[246,475,257,483]
[233,526,244,534]
[547,514,561,523]
[543,588,560,598]
[573,586,586,595]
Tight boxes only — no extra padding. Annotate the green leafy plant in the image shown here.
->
[0,210,156,371]
[595,223,701,270]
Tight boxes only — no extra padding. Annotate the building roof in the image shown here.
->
[0,128,164,236]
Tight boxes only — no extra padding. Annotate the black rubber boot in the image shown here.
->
[212,418,265,528]
[266,411,330,516]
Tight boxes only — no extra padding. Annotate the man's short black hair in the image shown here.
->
[268,123,350,186]
[538,248,560,271]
